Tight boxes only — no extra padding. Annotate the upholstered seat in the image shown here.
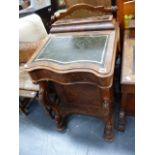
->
[19,66,39,92]
[19,14,48,114]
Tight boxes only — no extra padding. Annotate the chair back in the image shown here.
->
[19,14,47,42]
[19,14,48,63]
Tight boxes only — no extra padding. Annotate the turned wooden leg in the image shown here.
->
[19,98,30,115]
[39,81,65,131]
[104,116,114,141]
[39,82,59,120]
[55,114,65,131]
[102,88,114,141]
[118,94,126,131]
[118,110,125,131]
[39,85,53,119]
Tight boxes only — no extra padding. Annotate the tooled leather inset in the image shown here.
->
[34,35,109,65]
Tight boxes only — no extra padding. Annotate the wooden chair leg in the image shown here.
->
[19,98,31,115]
[118,94,126,131]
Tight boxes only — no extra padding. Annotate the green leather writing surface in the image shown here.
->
[34,34,109,64]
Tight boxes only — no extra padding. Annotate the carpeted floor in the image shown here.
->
[19,100,135,155]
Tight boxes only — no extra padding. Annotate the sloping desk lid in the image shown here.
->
[26,30,117,79]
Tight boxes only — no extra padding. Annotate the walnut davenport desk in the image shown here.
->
[25,29,118,141]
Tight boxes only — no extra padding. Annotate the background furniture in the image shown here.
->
[118,30,135,131]
[19,0,58,33]
[118,0,135,131]
[19,14,48,114]
[123,0,135,15]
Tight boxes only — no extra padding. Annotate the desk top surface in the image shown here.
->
[121,30,135,84]
[26,30,117,77]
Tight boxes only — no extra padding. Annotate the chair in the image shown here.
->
[19,14,48,114]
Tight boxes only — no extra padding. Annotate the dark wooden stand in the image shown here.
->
[19,0,58,32]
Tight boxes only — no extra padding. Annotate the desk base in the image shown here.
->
[39,81,114,141]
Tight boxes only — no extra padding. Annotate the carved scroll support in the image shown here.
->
[38,81,64,130]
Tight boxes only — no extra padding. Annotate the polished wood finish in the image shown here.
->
[124,0,135,16]
[118,30,135,131]
[116,0,124,51]
[26,28,118,141]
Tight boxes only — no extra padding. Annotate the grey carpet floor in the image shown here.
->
[19,101,135,155]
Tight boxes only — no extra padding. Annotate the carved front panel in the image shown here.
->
[54,83,110,117]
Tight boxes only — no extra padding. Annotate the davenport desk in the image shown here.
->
[25,28,118,141]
